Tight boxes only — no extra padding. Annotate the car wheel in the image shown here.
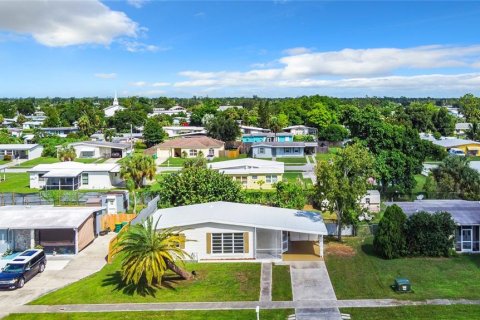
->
[16,277,25,289]
[39,263,45,273]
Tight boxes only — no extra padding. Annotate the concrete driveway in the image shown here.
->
[0,233,114,317]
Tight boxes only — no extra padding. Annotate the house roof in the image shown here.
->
[143,201,328,235]
[252,141,313,148]
[455,123,472,130]
[68,141,131,150]
[209,158,284,174]
[0,144,41,151]
[386,200,480,225]
[283,125,316,130]
[0,205,103,229]
[242,133,294,138]
[240,125,270,132]
[28,161,120,173]
[155,136,225,149]
[430,138,480,148]
[41,127,79,131]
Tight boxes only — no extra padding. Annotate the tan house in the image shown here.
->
[147,136,225,159]
[209,158,284,189]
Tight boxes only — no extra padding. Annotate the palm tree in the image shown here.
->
[104,128,116,142]
[57,145,77,161]
[115,217,192,287]
[120,154,156,189]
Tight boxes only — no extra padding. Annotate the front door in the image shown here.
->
[462,228,473,252]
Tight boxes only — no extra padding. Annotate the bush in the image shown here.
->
[405,211,456,257]
[3,154,12,161]
[373,205,407,259]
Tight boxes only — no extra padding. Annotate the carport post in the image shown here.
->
[319,235,324,258]
[74,228,79,254]
[30,229,35,249]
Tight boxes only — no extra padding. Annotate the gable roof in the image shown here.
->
[252,141,315,148]
[209,158,284,174]
[143,201,327,235]
[68,141,131,150]
[0,144,41,150]
[155,136,225,149]
[430,138,480,148]
[28,161,120,173]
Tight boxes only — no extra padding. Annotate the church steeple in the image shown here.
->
[113,91,119,106]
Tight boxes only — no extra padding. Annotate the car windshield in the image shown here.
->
[2,263,25,273]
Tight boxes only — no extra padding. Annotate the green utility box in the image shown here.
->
[394,278,411,293]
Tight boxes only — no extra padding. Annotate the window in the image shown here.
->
[252,175,258,180]
[365,198,370,204]
[259,147,265,154]
[82,173,89,185]
[294,148,300,153]
[208,148,214,156]
[266,175,278,184]
[212,233,244,254]
[189,149,198,157]
[285,147,291,153]
[38,173,45,182]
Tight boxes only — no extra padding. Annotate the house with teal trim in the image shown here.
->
[242,132,294,143]
[251,141,317,158]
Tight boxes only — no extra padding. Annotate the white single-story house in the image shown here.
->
[209,158,284,189]
[65,141,132,159]
[149,106,188,117]
[0,144,43,160]
[359,190,381,213]
[239,125,271,135]
[455,123,472,136]
[251,142,317,158]
[0,205,105,255]
[147,136,225,159]
[162,126,207,138]
[40,127,79,138]
[22,121,43,130]
[388,200,480,253]
[28,162,123,190]
[218,105,243,112]
[138,201,328,261]
[283,125,318,136]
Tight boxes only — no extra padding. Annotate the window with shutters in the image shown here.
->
[211,233,244,254]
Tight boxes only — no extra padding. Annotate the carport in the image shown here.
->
[0,205,104,255]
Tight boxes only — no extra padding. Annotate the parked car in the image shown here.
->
[0,249,46,289]
[448,148,466,156]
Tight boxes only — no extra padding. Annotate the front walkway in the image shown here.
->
[290,261,341,320]
[1,233,114,318]
[259,263,272,302]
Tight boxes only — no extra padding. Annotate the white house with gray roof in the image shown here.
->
[139,201,328,261]
[28,162,123,190]
[0,144,43,160]
[251,141,317,158]
[66,141,132,159]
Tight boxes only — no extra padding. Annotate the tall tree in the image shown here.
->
[459,93,480,122]
[143,118,166,147]
[115,217,192,288]
[373,205,407,259]
[57,145,77,161]
[206,114,240,142]
[315,143,375,240]
[120,154,156,189]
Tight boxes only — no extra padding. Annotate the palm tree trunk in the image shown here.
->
[166,260,193,280]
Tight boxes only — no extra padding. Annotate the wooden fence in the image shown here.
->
[107,223,129,264]
[101,213,136,231]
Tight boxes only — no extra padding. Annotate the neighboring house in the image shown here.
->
[29,111,47,122]
[359,190,381,213]
[147,136,225,159]
[251,141,317,158]
[420,134,480,156]
[0,205,105,255]
[135,201,328,261]
[7,128,23,138]
[162,126,207,138]
[389,200,480,253]
[0,144,43,160]
[218,105,243,112]
[66,141,132,159]
[283,125,318,137]
[149,105,188,117]
[40,127,79,138]
[90,132,143,144]
[28,162,123,190]
[239,125,271,135]
[455,123,472,136]
[22,121,43,130]
[103,93,125,117]
[209,158,284,189]
[242,132,294,143]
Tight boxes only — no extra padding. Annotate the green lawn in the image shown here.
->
[326,237,480,300]
[341,305,480,320]
[31,259,261,305]
[5,310,294,320]
[283,172,313,188]
[14,157,59,168]
[413,174,427,194]
[271,265,292,301]
[274,157,307,164]
[74,158,107,164]
[209,154,248,162]
[0,173,37,193]
[159,157,188,167]
[0,160,11,165]
[315,147,340,162]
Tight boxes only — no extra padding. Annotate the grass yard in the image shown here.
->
[283,172,313,188]
[271,265,292,301]
[341,305,480,320]
[315,147,340,162]
[5,310,295,320]
[274,157,307,164]
[413,174,427,194]
[209,154,248,162]
[0,173,37,193]
[325,237,480,300]
[159,157,188,167]
[74,158,106,164]
[14,157,59,168]
[31,259,261,305]
[0,160,11,165]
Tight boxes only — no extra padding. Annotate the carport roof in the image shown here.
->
[0,205,103,229]
[386,200,480,225]
[142,201,328,235]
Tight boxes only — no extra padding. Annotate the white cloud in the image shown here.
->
[130,81,170,87]
[0,0,139,47]
[194,12,206,17]
[282,47,313,55]
[152,82,170,87]
[127,0,149,8]
[119,40,170,53]
[94,73,117,79]
[129,81,148,87]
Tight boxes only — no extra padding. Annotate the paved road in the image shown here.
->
[1,233,114,318]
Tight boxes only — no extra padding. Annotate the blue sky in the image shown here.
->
[1,1,480,98]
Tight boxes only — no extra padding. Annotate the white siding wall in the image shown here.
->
[29,173,45,189]
[80,171,115,189]
[73,145,101,158]
[28,146,43,160]
[181,222,255,261]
